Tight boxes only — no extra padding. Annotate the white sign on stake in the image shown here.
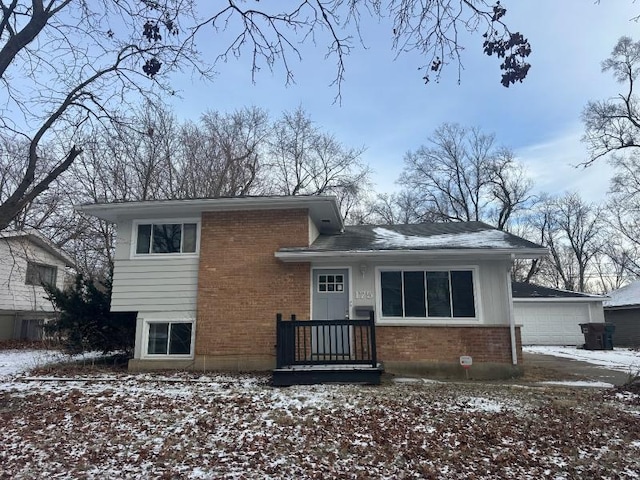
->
[460,356,473,369]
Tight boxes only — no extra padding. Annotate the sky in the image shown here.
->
[165,1,638,201]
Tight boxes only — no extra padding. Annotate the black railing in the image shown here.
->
[276,312,377,368]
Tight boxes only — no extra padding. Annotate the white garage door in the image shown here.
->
[514,302,589,345]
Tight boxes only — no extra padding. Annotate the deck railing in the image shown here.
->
[276,312,377,368]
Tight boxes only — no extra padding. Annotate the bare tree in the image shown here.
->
[0,0,207,231]
[267,107,371,211]
[365,192,435,225]
[204,1,531,97]
[583,36,640,165]
[176,107,270,198]
[598,152,640,280]
[529,193,603,292]
[399,123,534,230]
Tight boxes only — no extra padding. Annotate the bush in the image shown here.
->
[44,275,135,356]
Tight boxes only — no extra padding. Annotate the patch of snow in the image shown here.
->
[523,346,640,373]
[0,349,103,380]
[604,280,640,307]
[539,380,614,388]
[372,227,517,249]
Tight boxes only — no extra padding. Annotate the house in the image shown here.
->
[77,196,547,382]
[604,281,640,347]
[0,230,75,341]
[511,282,607,346]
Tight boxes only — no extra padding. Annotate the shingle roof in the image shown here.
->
[604,281,640,308]
[294,222,545,252]
[511,282,603,299]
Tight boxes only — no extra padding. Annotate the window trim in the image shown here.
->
[131,218,200,259]
[375,266,481,325]
[25,261,58,287]
[141,318,195,359]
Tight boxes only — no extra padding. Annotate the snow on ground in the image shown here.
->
[0,349,102,380]
[523,346,640,373]
[540,380,615,388]
[1,370,639,479]
[0,349,639,478]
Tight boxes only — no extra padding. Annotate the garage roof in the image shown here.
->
[512,282,606,301]
[604,281,640,308]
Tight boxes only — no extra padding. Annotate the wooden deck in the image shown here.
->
[273,313,383,386]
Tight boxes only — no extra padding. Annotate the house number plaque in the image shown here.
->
[355,291,373,300]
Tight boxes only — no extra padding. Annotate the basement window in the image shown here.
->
[146,321,193,356]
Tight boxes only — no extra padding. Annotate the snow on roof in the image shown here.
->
[604,280,640,308]
[373,227,516,249]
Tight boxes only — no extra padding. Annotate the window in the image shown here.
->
[135,222,198,255]
[147,322,193,355]
[380,269,476,319]
[318,274,344,293]
[25,262,57,287]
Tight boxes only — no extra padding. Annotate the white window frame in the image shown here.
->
[131,218,200,259]
[375,266,481,325]
[25,261,58,287]
[141,318,196,359]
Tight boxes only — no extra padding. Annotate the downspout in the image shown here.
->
[506,255,518,366]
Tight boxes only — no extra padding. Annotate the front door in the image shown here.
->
[312,269,350,358]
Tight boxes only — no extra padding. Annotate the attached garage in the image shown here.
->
[512,282,606,346]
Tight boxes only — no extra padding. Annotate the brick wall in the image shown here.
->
[377,325,522,364]
[196,209,310,368]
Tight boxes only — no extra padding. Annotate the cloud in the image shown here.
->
[516,124,613,201]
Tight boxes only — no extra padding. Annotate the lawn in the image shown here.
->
[1,350,639,479]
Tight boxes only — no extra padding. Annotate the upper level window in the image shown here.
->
[135,223,197,255]
[25,262,57,287]
[380,269,476,319]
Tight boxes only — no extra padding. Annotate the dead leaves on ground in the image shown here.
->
[0,378,639,479]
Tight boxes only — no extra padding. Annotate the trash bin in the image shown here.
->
[604,323,616,350]
[580,323,614,350]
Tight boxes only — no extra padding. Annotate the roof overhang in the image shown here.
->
[513,297,608,303]
[76,196,344,234]
[1,230,76,268]
[603,303,640,310]
[275,248,548,262]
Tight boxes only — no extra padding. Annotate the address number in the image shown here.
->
[355,291,373,299]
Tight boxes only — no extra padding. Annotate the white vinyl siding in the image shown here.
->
[111,258,199,312]
[110,219,200,313]
[0,238,66,312]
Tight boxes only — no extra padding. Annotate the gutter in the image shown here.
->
[275,248,548,261]
[506,257,518,366]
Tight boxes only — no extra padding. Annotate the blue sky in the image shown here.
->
[167,1,638,200]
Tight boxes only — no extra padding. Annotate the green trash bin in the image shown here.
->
[603,323,616,350]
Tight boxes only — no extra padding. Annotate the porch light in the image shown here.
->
[359,264,367,278]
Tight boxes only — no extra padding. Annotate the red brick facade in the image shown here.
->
[376,325,522,364]
[191,207,519,374]
[195,209,310,369]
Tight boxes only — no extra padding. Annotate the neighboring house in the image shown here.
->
[0,230,75,340]
[604,281,640,347]
[512,282,607,346]
[77,196,547,381]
